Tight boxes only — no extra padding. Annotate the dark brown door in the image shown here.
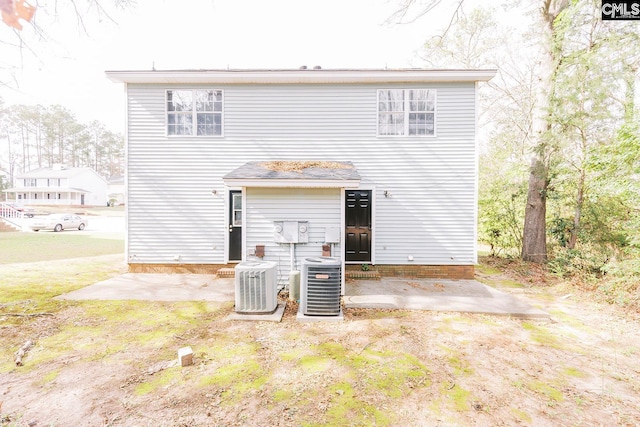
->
[345,190,371,262]
[228,191,242,262]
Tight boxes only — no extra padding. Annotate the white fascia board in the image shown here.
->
[105,69,497,84]
[222,178,360,188]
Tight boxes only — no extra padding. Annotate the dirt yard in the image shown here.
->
[1,255,639,426]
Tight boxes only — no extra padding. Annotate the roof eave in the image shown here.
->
[105,69,497,84]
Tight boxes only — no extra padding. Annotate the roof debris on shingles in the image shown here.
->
[223,161,360,181]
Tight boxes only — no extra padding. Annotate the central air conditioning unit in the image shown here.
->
[300,257,342,316]
[234,261,278,314]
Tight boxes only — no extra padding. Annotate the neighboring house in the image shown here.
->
[4,164,108,207]
[106,68,495,283]
[108,174,125,206]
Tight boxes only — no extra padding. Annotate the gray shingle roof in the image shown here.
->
[223,161,360,181]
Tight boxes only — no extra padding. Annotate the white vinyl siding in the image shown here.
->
[245,188,341,283]
[125,82,477,266]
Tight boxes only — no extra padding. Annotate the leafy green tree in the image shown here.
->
[539,1,640,277]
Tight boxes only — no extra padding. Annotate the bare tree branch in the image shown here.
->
[70,0,89,35]
[387,0,448,24]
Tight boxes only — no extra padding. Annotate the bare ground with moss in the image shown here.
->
[1,255,640,426]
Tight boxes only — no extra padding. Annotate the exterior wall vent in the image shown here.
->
[234,261,278,313]
[300,257,341,316]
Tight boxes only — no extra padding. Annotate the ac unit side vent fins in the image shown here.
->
[235,261,278,314]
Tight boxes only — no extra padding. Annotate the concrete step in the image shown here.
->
[217,268,235,278]
[345,270,381,280]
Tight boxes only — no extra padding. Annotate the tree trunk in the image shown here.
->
[522,156,548,262]
[521,0,569,263]
[568,167,585,250]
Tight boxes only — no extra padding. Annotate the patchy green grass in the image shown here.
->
[0,255,123,321]
[521,322,569,350]
[527,379,565,404]
[0,254,229,375]
[510,407,532,423]
[279,341,430,426]
[0,256,124,372]
[563,366,587,378]
[135,367,182,396]
[436,344,474,376]
[40,369,61,385]
[8,300,223,373]
[445,384,472,411]
[0,232,123,264]
[321,382,393,427]
[494,278,526,288]
[3,244,640,426]
[475,264,501,275]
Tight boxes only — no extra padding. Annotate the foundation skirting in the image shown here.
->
[128,264,231,274]
[129,263,474,279]
[346,264,474,280]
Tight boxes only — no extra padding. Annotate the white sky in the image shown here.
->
[0,0,480,133]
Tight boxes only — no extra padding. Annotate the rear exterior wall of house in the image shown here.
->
[125,82,478,279]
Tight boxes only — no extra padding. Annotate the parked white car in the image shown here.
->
[30,214,88,232]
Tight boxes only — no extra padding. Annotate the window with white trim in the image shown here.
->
[377,89,436,136]
[167,89,222,136]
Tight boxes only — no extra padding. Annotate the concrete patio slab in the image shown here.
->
[344,279,549,318]
[56,273,235,302]
[56,273,548,319]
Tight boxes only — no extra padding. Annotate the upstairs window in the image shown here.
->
[24,178,36,187]
[167,89,223,136]
[378,89,436,136]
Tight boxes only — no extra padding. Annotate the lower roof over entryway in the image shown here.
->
[223,160,361,188]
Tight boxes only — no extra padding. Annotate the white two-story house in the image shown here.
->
[106,68,495,282]
[4,164,108,207]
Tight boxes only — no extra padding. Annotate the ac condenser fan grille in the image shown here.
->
[302,264,341,316]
